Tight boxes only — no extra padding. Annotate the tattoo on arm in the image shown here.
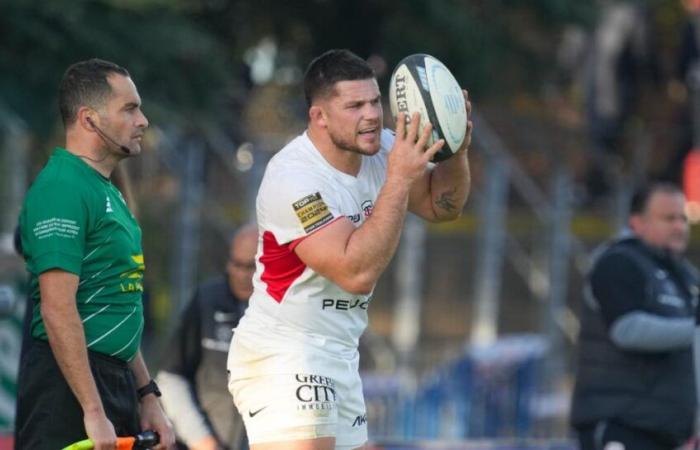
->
[435,188,457,212]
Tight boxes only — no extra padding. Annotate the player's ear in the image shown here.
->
[309,105,327,129]
[629,214,643,234]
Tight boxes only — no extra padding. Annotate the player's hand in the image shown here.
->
[388,111,444,185]
[457,90,473,154]
[83,410,117,450]
[139,396,175,449]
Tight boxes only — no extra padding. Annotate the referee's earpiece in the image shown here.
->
[86,116,131,155]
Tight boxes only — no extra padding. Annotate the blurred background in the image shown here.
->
[1,0,700,448]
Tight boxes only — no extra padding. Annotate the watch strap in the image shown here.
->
[137,379,162,400]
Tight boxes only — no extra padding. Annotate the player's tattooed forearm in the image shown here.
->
[436,188,457,212]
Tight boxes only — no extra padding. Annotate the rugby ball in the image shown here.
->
[389,54,466,162]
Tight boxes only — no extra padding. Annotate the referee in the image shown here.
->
[14,59,174,450]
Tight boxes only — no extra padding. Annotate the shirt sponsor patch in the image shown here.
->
[293,192,334,233]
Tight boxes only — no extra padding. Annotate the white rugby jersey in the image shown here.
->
[232,130,394,371]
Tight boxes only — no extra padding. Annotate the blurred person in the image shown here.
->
[14,58,174,450]
[227,49,473,450]
[582,0,657,201]
[157,224,258,450]
[571,182,698,450]
[662,0,700,184]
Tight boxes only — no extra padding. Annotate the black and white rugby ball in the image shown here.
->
[389,54,466,162]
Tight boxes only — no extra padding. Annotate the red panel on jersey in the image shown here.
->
[260,231,306,303]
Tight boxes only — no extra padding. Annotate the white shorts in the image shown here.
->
[228,341,367,449]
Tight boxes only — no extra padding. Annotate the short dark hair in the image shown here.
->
[629,182,684,215]
[58,58,130,127]
[303,49,375,108]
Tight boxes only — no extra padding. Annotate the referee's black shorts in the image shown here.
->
[14,339,141,450]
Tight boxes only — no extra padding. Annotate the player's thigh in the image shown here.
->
[334,368,368,450]
[250,436,335,450]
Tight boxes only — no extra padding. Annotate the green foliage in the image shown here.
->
[503,0,598,26]
[189,0,598,98]
[0,0,232,135]
[377,0,595,97]
[0,0,601,135]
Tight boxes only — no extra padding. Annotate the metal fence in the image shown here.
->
[363,335,564,442]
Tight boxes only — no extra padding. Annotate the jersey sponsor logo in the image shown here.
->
[294,373,336,413]
[119,254,145,292]
[352,414,367,427]
[322,298,370,311]
[293,192,334,233]
[362,200,374,218]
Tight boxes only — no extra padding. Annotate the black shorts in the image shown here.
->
[14,339,140,450]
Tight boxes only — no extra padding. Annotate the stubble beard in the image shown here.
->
[329,129,379,156]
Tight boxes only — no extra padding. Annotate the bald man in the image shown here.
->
[157,225,258,450]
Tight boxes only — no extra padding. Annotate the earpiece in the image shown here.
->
[86,116,131,155]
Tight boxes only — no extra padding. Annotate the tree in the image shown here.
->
[0,0,234,137]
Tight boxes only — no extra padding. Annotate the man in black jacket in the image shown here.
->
[157,224,257,450]
[571,182,699,450]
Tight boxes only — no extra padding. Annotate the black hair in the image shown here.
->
[303,49,375,108]
[629,182,684,216]
[58,58,130,127]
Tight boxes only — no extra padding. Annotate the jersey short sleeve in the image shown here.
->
[21,182,90,276]
[257,167,340,245]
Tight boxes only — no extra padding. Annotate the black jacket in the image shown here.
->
[571,237,699,445]
[160,276,247,449]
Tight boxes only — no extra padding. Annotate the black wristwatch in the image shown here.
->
[137,379,162,400]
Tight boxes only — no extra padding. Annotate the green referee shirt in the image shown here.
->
[20,147,145,361]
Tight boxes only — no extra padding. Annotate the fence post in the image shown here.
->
[171,137,205,315]
[470,113,510,345]
[392,214,426,367]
